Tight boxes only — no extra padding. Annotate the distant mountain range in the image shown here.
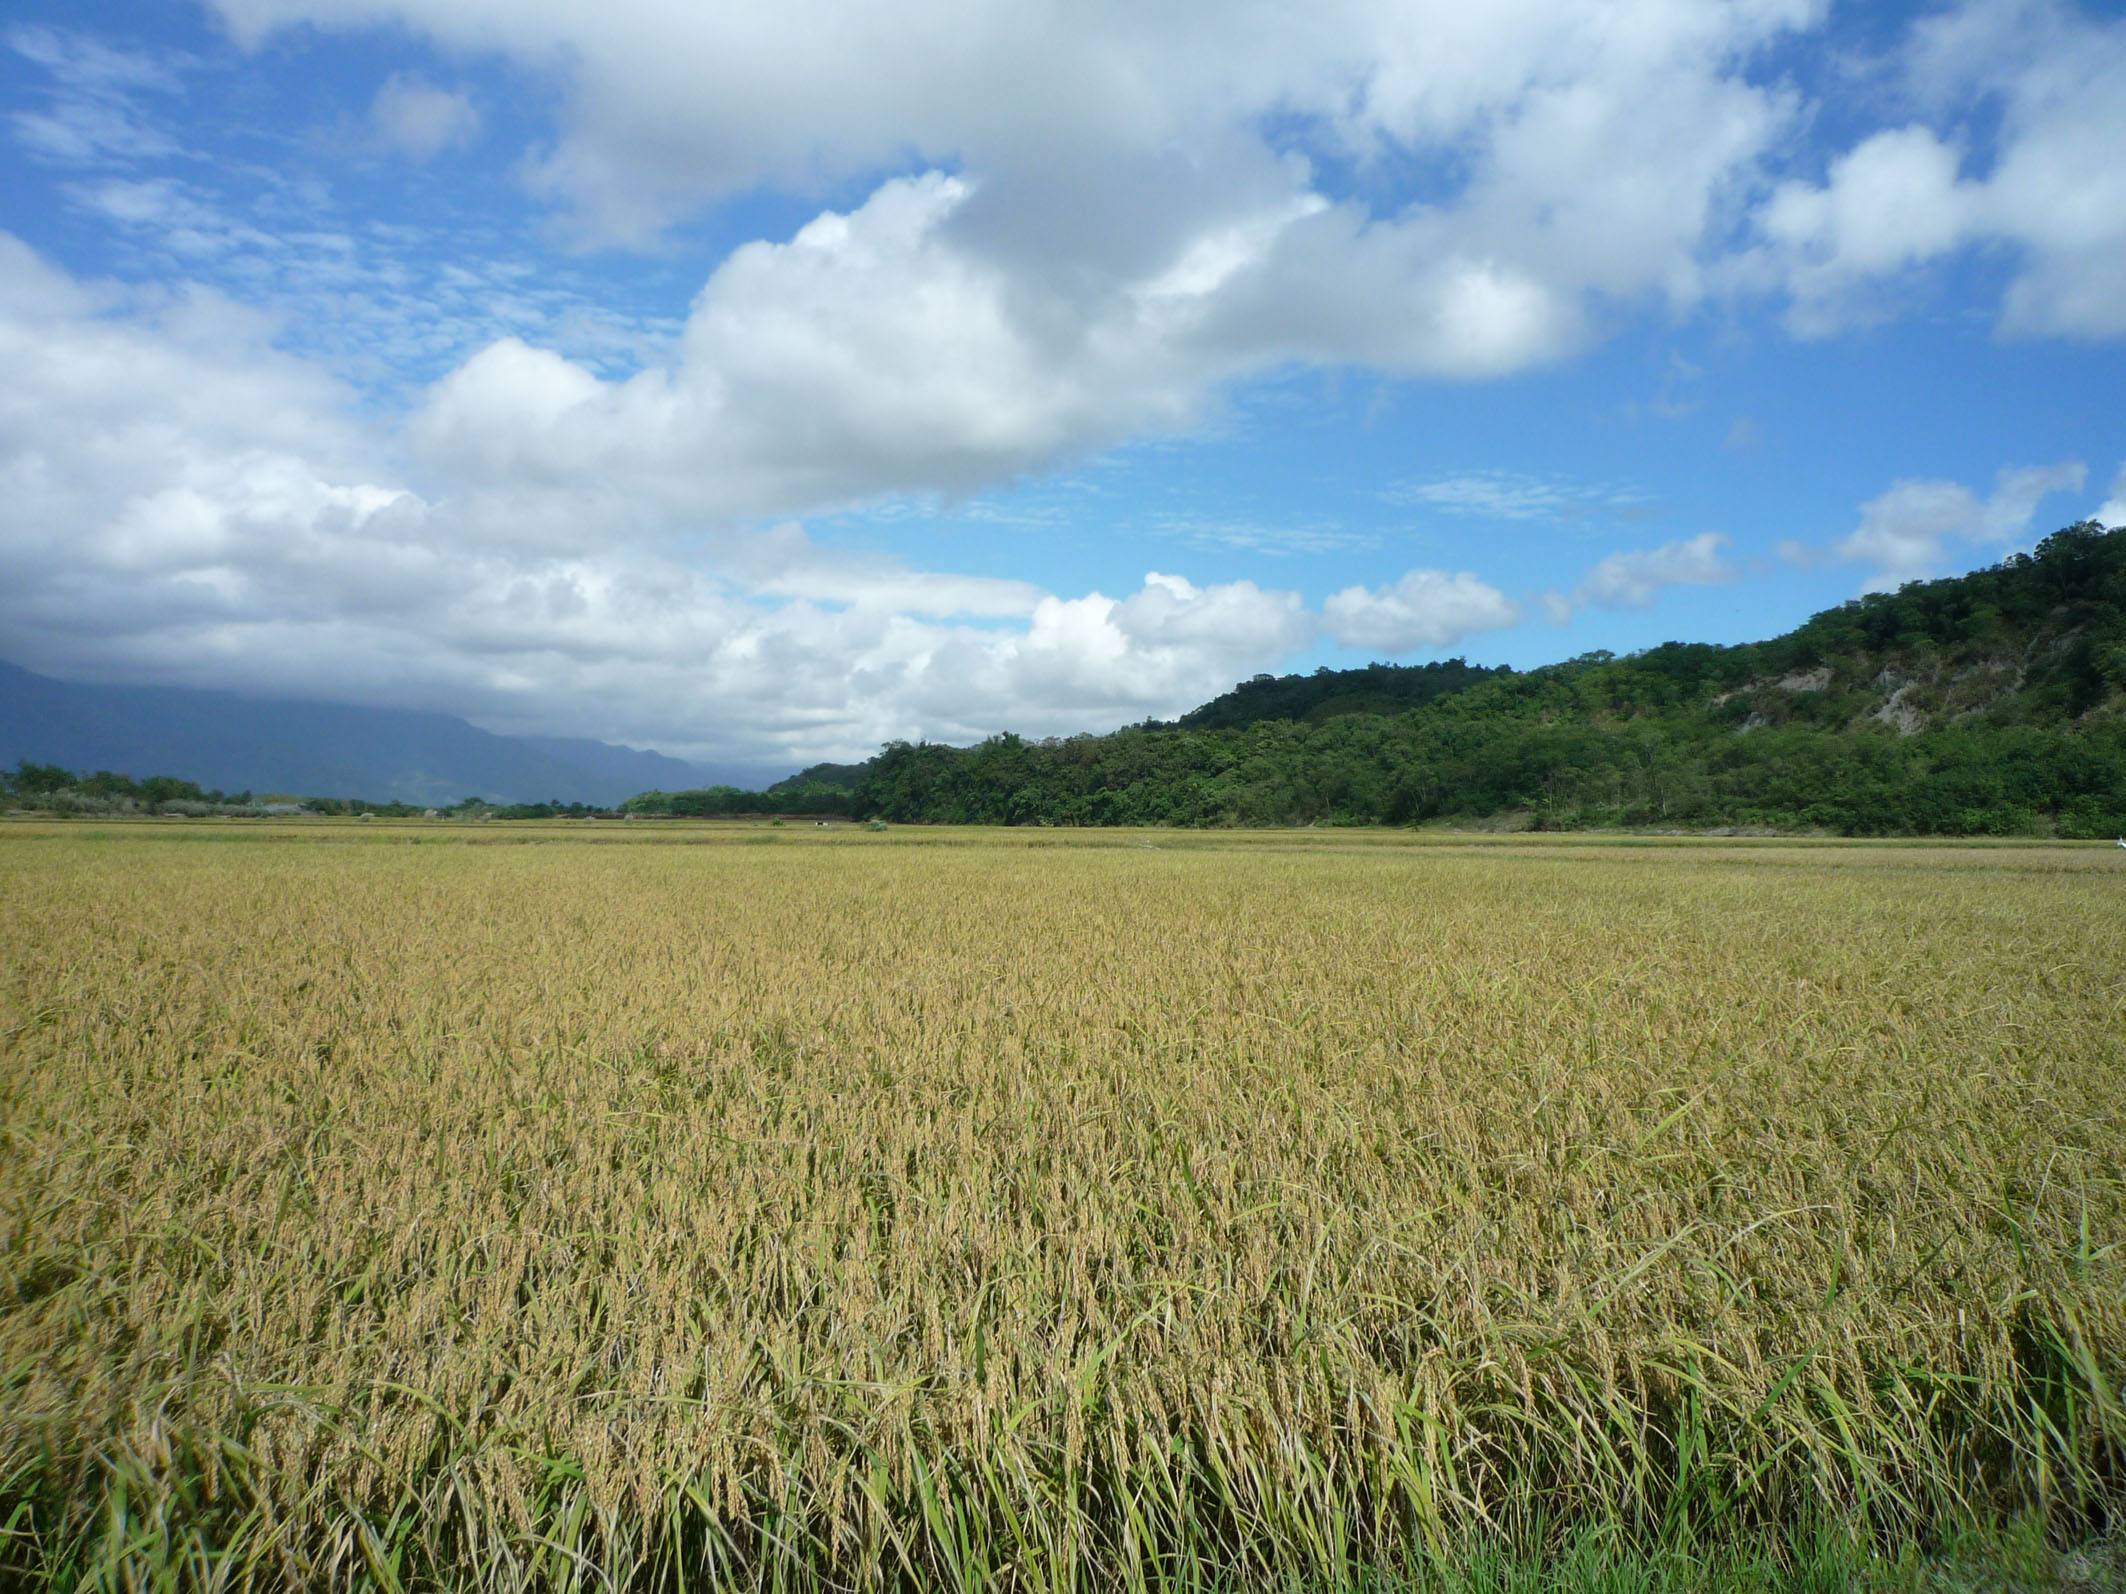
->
[0,661,751,807]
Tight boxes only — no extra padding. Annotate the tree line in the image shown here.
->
[1,763,624,821]
[638,520,2126,837]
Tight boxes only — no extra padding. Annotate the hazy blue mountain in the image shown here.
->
[0,660,753,806]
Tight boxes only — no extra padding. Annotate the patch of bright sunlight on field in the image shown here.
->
[2,822,2121,1588]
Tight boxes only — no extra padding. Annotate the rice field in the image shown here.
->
[2,821,2122,1590]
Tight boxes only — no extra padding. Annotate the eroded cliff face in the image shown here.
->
[1719,629,2121,739]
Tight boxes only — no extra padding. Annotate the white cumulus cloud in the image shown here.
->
[191,0,1835,419]
[1749,0,2126,339]
[0,233,1342,769]
[1755,126,1976,335]
[1322,570,1519,653]
[410,173,1216,518]
[1838,462,2086,590]
[2093,464,2126,529]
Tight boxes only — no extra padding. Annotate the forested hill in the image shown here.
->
[631,521,2126,834]
[1175,657,1503,729]
[751,671,1504,801]
[766,760,869,795]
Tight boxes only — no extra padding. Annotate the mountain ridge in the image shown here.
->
[0,661,741,807]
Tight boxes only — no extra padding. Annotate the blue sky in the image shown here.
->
[2,0,2121,774]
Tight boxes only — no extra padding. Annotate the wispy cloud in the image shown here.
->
[955,498,1076,530]
[1384,470,1652,524]
[7,25,186,164]
[55,172,678,392]
[369,75,481,162]
[1150,515,1379,557]
[1569,532,1735,610]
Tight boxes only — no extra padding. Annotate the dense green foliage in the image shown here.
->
[767,759,870,793]
[639,522,2126,835]
[847,717,2126,834]
[623,781,857,817]
[1175,656,1504,729]
[2,761,268,816]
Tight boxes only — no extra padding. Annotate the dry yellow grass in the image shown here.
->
[1,822,2121,1589]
